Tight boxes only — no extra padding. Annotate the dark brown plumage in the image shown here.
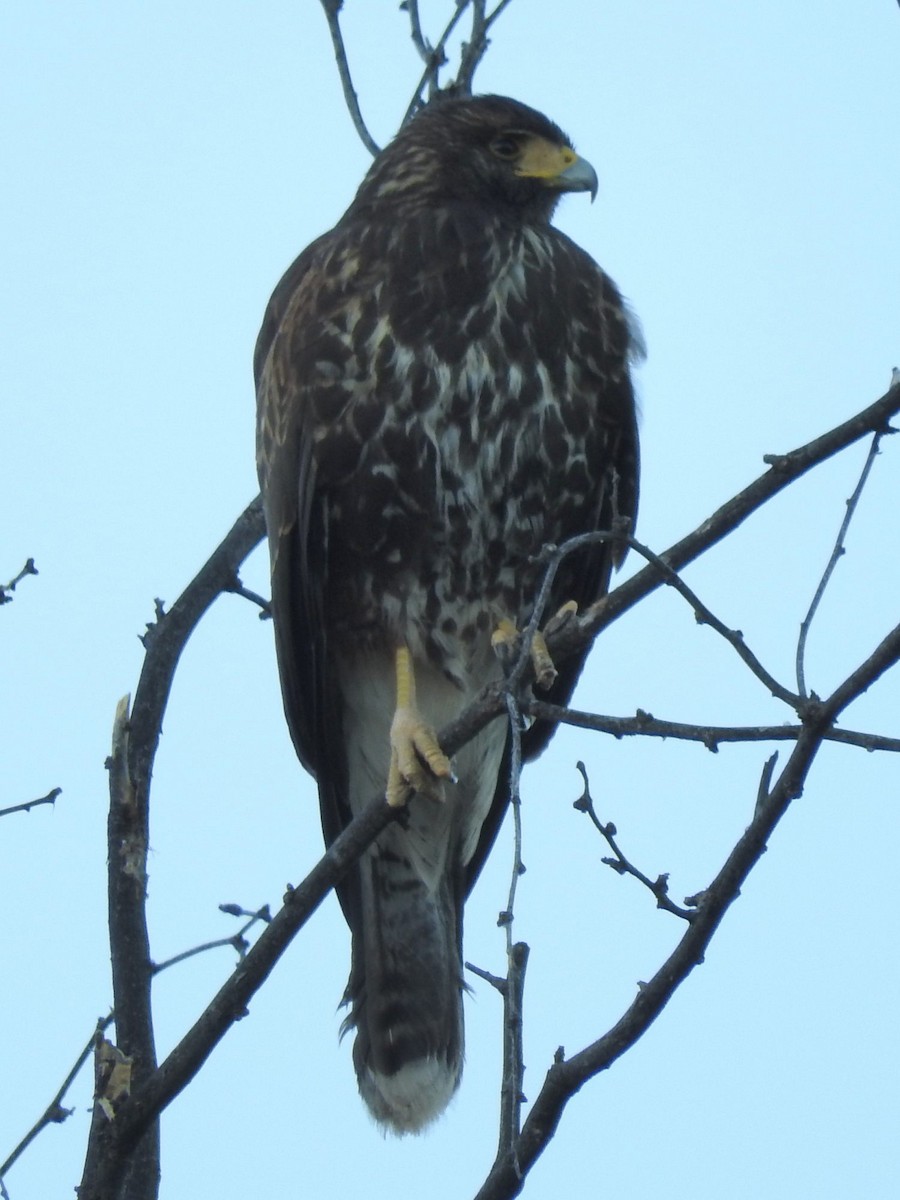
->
[255,94,640,1133]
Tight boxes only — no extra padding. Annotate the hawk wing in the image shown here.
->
[255,230,373,895]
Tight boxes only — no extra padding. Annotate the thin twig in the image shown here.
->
[402,0,517,116]
[455,0,517,94]
[573,763,693,921]
[796,431,886,697]
[626,535,800,708]
[499,942,528,1165]
[0,1014,114,1184]
[0,557,38,605]
[500,692,525,944]
[455,0,487,95]
[486,0,517,29]
[465,961,507,991]
[0,787,62,819]
[402,1,477,123]
[753,752,779,818]
[405,0,430,62]
[319,0,381,156]
[494,687,528,1159]
[527,699,900,754]
[3,905,272,1187]
[224,572,271,619]
[152,907,270,974]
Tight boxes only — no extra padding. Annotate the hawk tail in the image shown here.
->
[345,836,464,1134]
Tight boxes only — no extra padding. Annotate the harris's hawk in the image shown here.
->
[255,95,641,1133]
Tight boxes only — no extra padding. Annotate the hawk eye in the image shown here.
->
[490,135,521,161]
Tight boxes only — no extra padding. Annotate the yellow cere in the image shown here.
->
[515,137,578,180]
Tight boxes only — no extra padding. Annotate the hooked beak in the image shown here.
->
[553,155,599,202]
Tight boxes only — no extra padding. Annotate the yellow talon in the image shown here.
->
[491,604,580,691]
[544,599,579,636]
[490,618,519,652]
[530,629,557,690]
[386,648,452,807]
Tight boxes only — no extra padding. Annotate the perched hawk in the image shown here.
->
[255,95,640,1133]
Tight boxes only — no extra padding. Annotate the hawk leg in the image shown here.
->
[491,601,579,690]
[386,646,453,807]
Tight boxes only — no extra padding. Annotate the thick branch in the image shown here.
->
[129,496,265,799]
[80,498,265,1200]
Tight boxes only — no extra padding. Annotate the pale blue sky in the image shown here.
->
[3,3,900,1198]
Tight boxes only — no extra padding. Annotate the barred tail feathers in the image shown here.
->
[348,827,464,1134]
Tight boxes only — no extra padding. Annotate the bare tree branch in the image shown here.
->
[400,0,519,124]
[626,535,800,707]
[527,699,900,754]
[76,792,402,1200]
[486,0,517,28]
[85,696,159,1200]
[550,384,900,668]
[402,1,477,122]
[0,557,38,605]
[493,688,528,1158]
[0,1013,114,1187]
[151,906,271,975]
[318,0,381,156]
[473,622,900,1199]
[3,905,272,1192]
[223,572,271,618]
[455,0,488,96]
[573,762,693,920]
[796,430,885,697]
[404,0,430,63]
[0,787,61,819]
[80,498,265,1200]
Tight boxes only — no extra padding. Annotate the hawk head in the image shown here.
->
[347,94,598,224]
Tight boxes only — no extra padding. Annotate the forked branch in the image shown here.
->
[473,620,900,1199]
